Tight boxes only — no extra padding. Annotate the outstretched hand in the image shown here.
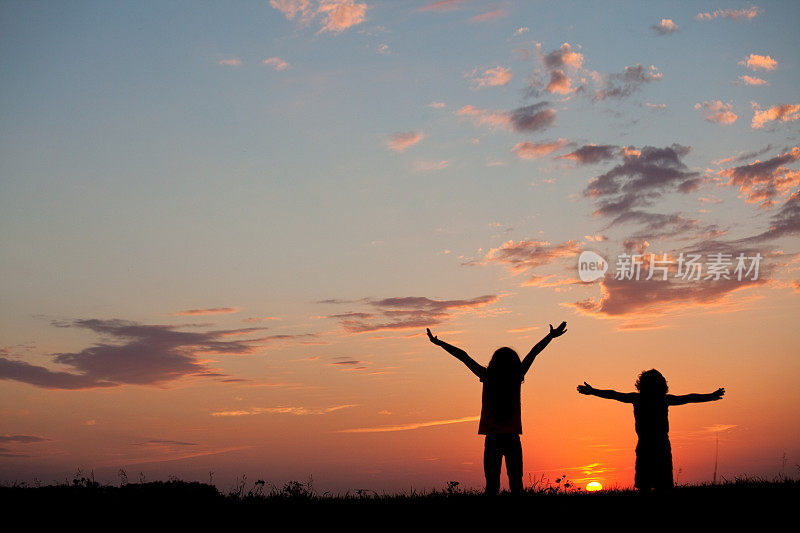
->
[711,387,725,400]
[549,321,567,338]
[577,381,594,395]
[426,328,440,345]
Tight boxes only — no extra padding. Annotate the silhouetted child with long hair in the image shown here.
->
[577,369,724,492]
[427,322,567,495]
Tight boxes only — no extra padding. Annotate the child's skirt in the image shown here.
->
[634,437,673,490]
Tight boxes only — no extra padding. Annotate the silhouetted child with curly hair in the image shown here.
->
[427,322,567,495]
[577,369,725,491]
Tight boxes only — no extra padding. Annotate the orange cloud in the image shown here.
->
[337,415,479,433]
[717,147,800,209]
[512,139,568,159]
[211,404,357,417]
[546,69,572,94]
[174,307,239,316]
[738,74,768,86]
[243,316,280,323]
[507,326,540,333]
[523,274,581,288]
[739,54,777,71]
[751,103,800,129]
[326,294,500,334]
[472,239,582,274]
[386,131,424,152]
[694,101,738,125]
[568,274,766,320]
[557,144,618,164]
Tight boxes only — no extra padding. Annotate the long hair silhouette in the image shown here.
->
[486,347,522,383]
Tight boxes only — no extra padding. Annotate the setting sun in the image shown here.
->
[586,482,603,492]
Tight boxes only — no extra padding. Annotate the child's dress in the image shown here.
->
[478,370,522,435]
[632,394,674,490]
[478,370,524,494]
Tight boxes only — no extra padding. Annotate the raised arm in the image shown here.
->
[520,321,567,377]
[577,382,636,403]
[426,328,485,379]
[668,388,725,406]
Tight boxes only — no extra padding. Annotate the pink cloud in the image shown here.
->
[263,57,290,70]
[0,319,276,389]
[270,0,367,34]
[538,42,584,70]
[695,6,760,21]
[317,0,367,33]
[413,160,450,172]
[469,8,507,23]
[652,18,678,35]
[457,103,555,133]
[456,105,511,129]
[416,0,466,12]
[469,66,513,88]
[751,103,800,129]
[218,58,242,66]
[694,101,738,125]
[386,131,424,152]
[270,0,313,20]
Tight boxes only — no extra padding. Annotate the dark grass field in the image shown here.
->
[2,476,797,525]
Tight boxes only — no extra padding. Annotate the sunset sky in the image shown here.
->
[1,1,799,493]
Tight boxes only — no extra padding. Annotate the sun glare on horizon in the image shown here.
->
[586,482,603,492]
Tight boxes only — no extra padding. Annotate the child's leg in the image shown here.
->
[483,435,502,495]
[505,435,523,494]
